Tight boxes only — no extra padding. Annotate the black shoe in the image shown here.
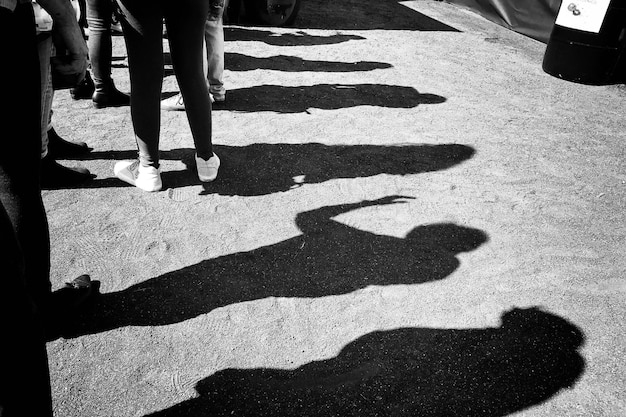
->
[40,155,95,188]
[47,127,93,159]
[70,71,95,100]
[43,275,100,341]
[50,275,95,313]
[92,85,130,109]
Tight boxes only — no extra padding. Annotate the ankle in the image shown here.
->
[138,163,159,174]
[96,77,126,93]
[196,152,214,161]
[92,82,130,107]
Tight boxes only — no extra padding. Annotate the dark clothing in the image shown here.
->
[87,0,113,86]
[0,2,52,306]
[0,5,53,417]
[115,0,214,167]
[86,0,116,88]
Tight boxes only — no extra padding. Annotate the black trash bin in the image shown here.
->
[543,0,626,85]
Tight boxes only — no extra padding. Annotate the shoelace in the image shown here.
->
[128,160,140,179]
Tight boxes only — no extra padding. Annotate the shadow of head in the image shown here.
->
[406,223,488,254]
[500,307,585,348]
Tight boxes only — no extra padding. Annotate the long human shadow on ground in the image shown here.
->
[225,27,366,46]
[96,81,443,113]
[48,143,474,195]
[226,52,392,72]
[144,307,585,417]
[165,51,390,72]
[65,196,488,336]
[213,84,445,113]
[293,0,461,31]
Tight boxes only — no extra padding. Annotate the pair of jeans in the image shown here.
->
[0,4,53,416]
[37,32,53,157]
[205,0,227,96]
[116,0,214,168]
[86,0,116,89]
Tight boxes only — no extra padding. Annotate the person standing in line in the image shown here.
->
[205,0,228,102]
[0,0,93,415]
[84,0,130,108]
[33,1,95,187]
[161,0,228,110]
[69,0,130,108]
[113,0,220,192]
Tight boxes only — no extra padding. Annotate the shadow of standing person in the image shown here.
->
[224,27,366,46]
[41,143,475,195]
[215,84,446,113]
[144,307,585,417]
[64,196,487,337]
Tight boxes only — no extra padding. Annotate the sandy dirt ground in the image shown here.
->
[44,1,625,416]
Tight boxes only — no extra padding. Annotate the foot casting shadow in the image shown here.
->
[67,196,488,335]
[144,307,585,416]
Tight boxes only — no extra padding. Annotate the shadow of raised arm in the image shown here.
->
[63,200,485,337]
[295,196,414,235]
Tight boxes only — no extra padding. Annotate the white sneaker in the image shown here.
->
[114,160,162,192]
[195,153,220,182]
[110,22,123,34]
[211,90,226,102]
[161,93,185,111]
[161,92,215,111]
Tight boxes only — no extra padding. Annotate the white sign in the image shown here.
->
[555,0,611,33]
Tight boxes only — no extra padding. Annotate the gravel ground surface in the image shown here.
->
[45,1,625,416]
